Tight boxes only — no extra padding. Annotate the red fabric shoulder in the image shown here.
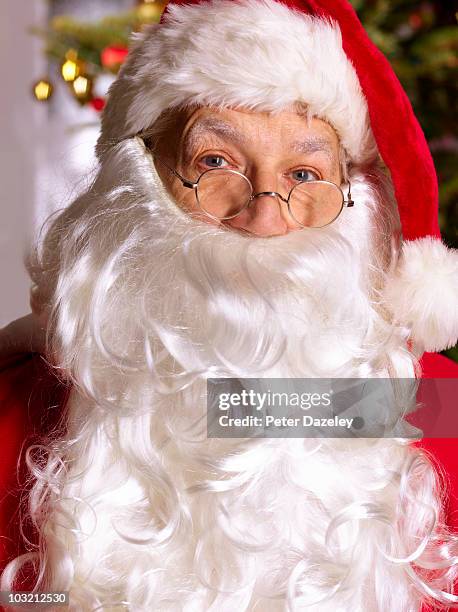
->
[415,352,458,529]
[0,354,69,578]
[420,351,458,378]
[415,353,458,610]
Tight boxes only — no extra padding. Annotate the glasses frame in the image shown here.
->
[150,149,354,229]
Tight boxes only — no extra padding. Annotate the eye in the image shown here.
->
[291,168,320,182]
[199,155,230,169]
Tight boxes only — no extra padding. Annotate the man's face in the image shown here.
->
[153,106,342,237]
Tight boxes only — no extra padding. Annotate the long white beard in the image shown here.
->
[3,137,458,611]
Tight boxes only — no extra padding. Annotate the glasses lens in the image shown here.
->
[288,181,344,228]
[196,169,252,220]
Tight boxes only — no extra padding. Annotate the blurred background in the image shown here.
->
[0,0,456,360]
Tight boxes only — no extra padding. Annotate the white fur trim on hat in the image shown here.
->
[96,0,377,164]
[383,237,458,352]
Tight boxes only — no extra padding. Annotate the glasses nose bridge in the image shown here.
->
[250,190,288,204]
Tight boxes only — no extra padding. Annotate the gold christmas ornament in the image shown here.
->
[71,75,93,104]
[61,49,85,83]
[33,79,53,101]
[137,0,165,21]
[61,59,81,82]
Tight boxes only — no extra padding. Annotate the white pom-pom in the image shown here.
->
[384,237,458,352]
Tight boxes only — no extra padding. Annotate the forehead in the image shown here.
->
[179,105,340,148]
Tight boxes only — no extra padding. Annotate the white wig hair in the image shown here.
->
[2,127,458,611]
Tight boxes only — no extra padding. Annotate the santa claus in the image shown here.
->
[1,0,458,610]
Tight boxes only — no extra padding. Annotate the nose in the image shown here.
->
[224,171,291,237]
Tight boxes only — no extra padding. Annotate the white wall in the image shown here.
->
[0,0,131,328]
[0,0,49,326]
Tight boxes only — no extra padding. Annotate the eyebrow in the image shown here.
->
[181,118,248,161]
[291,137,336,163]
[181,117,335,163]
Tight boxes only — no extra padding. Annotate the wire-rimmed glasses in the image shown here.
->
[150,150,354,229]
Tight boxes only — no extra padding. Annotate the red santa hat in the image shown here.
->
[96,0,458,353]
